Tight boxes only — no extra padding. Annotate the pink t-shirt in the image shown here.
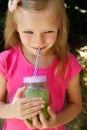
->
[0,45,82,130]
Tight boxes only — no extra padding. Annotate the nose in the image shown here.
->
[33,33,44,48]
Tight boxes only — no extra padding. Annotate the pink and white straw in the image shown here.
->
[33,48,40,76]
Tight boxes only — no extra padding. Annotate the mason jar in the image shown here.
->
[23,75,49,120]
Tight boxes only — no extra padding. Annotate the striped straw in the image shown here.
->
[33,48,40,76]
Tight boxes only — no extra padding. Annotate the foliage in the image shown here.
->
[65,0,87,51]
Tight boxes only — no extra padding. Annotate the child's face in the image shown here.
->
[16,8,59,55]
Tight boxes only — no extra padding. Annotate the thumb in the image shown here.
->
[47,106,56,119]
[13,87,25,100]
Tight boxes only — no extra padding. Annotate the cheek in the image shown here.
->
[19,34,32,45]
[46,34,57,44]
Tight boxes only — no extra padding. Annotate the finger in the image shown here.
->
[13,87,25,100]
[22,99,44,109]
[24,119,35,129]
[39,111,47,127]
[33,116,42,128]
[47,106,56,119]
[20,97,44,104]
[23,110,41,119]
[22,102,44,119]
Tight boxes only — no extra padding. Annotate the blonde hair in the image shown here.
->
[4,0,69,78]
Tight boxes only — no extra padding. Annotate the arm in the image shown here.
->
[0,74,44,120]
[32,74,82,128]
[56,73,82,125]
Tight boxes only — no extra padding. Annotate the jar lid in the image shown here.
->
[23,75,47,83]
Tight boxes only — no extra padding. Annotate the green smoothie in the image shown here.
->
[24,88,49,119]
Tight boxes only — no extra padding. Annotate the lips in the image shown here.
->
[32,46,46,50]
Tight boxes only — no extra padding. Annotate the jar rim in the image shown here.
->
[23,75,47,83]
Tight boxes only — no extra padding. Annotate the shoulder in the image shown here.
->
[61,52,82,89]
[0,45,20,61]
[0,45,20,79]
[63,52,82,73]
[66,52,82,79]
[68,52,81,68]
[68,53,78,61]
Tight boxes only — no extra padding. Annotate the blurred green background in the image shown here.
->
[0,0,87,130]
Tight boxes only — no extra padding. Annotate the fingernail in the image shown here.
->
[40,98,43,100]
[41,104,44,108]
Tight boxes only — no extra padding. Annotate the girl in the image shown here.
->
[0,0,82,130]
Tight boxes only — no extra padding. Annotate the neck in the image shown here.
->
[21,45,56,68]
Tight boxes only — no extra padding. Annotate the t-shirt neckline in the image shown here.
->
[18,45,58,71]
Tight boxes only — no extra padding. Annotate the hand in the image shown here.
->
[8,0,20,12]
[8,87,44,120]
[24,119,35,129]
[32,106,59,129]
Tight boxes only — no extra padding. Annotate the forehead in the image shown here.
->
[15,7,59,29]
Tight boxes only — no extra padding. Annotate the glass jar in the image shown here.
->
[23,75,49,119]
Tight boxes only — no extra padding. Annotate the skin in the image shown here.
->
[24,74,82,129]
[16,7,59,67]
[0,74,45,120]
[0,1,82,129]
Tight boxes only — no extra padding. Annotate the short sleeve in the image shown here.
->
[0,52,7,79]
[69,53,82,79]
[67,53,82,81]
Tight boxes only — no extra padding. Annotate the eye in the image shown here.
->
[24,31,33,34]
[44,31,54,33]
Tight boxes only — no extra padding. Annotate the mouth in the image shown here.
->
[32,47,46,50]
